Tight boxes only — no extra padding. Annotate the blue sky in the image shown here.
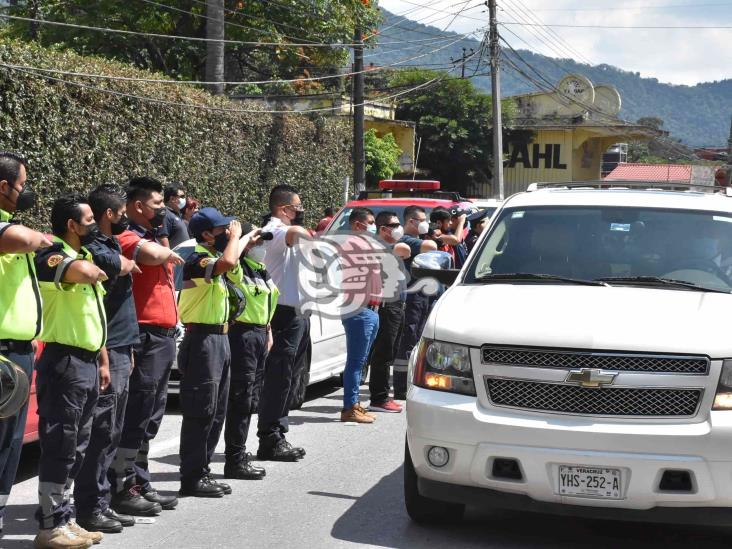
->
[378,0,732,86]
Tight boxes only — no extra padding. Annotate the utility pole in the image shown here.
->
[451,48,475,79]
[205,0,225,95]
[353,27,366,194]
[488,0,504,199]
[725,116,732,186]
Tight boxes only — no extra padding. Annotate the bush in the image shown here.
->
[365,129,401,186]
[0,39,352,229]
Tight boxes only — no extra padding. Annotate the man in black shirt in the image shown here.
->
[158,182,189,249]
[74,184,156,533]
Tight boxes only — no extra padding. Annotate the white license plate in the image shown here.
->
[558,465,622,499]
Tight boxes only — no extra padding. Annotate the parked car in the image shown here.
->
[405,181,732,525]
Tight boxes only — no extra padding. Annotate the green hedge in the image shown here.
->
[0,39,352,229]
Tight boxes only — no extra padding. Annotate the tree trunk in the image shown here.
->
[205,0,225,95]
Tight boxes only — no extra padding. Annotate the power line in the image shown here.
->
[501,21,732,29]
[529,1,732,11]
[382,0,486,22]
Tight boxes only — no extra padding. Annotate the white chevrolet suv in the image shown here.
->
[405,182,732,526]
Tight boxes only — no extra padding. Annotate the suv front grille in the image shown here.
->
[485,378,702,417]
[481,346,709,374]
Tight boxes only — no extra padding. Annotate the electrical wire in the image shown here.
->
[501,21,732,29]
[529,1,732,11]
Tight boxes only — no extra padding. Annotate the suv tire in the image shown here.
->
[404,439,465,524]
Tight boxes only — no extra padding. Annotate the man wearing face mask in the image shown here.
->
[367,211,411,414]
[74,185,141,534]
[393,206,437,400]
[33,194,109,549]
[178,208,259,497]
[0,152,51,538]
[256,185,310,461]
[223,228,277,480]
[159,183,189,250]
[111,177,184,517]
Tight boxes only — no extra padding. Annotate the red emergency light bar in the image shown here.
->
[378,179,441,191]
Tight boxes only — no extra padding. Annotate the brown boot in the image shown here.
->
[355,403,377,420]
[340,404,375,423]
[67,522,103,545]
[34,525,93,549]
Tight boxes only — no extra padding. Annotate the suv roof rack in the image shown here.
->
[357,189,468,202]
[526,180,725,194]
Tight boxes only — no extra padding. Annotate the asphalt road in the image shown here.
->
[3,380,732,548]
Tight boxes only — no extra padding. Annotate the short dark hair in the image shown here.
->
[127,176,163,203]
[164,182,185,203]
[51,193,88,236]
[0,151,26,187]
[430,206,451,223]
[403,205,426,222]
[324,207,334,217]
[375,210,398,229]
[269,184,299,212]
[349,207,373,225]
[88,184,126,222]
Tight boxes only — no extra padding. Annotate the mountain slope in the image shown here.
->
[373,9,731,147]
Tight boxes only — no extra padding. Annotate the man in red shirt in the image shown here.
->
[110,177,184,517]
[314,207,334,234]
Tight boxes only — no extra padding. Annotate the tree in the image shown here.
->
[387,68,525,195]
[365,129,401,186]
[3,0,380,87]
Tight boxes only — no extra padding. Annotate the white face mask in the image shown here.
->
[417,220,430,235]
[177,198,186,211]
[248,246,267,264]
[390,226,404,240]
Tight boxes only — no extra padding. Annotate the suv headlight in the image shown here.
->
[713,359,732,410]
[413,339,476,396]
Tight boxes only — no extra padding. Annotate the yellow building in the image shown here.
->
[494,74,659,197]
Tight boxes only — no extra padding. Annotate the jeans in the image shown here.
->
[341,308,380,410]
[368,300,404,403]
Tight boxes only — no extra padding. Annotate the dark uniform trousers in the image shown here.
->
[393,292,431,394]
[111,330,175,493]
[368,300,405,403]
[225,324,268,466]
[178,332,230,484]
[256,306,307,448]
[74,346,132,516]
[35,344,99,529]
[0,341,34,527]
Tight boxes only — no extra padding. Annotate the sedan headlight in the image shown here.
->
[413,339,476,396]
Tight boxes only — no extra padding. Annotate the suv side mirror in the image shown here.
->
[411,251,460,286]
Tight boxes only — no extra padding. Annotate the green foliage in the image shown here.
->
[2,0,380,87]
[364,129,401,186]
[389,68,523,195]
[0,39,352,230]
[373,8,732,147]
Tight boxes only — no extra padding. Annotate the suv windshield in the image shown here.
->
[466,206,732,292]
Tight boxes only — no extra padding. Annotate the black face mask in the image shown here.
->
[79,223,100,246]
[149,207,166,229]
[292,210,305,227]
[111,216,129,236]
[213,232,229,253]
[2,183,36,212]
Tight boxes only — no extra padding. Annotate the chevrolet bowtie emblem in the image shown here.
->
[565,368,617,388]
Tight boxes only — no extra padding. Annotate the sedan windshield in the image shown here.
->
[466,206,732,292]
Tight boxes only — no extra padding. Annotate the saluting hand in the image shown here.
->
[229,220,242,239]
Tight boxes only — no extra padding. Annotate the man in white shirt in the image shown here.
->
[256,185,311,462]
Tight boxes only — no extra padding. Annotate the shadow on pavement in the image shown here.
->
[330,466,732,549]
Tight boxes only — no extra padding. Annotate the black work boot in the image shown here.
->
[102,508,134,528]
[111,482,163,517]
[76,511,123,534]
[281,439,306,458]
[224,454,266,480]
[257,438,302,462]
[141,486,179,510]
[179,477,225,498]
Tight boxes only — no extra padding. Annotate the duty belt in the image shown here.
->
[139,324,178,338]
[45,342,99,363]
[0,339,33,354]
[230,321,267,331]
[185,323,229,335]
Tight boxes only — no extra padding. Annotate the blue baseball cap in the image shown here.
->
[189,207,236,238]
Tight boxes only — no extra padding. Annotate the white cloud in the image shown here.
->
[378,0,732,85]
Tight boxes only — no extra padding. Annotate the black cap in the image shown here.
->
[468,208,491,223]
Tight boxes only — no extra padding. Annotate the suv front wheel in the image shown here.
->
[404,439,465,524]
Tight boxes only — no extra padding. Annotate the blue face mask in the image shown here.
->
[178,198,186,211]
[366,224,377,235]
